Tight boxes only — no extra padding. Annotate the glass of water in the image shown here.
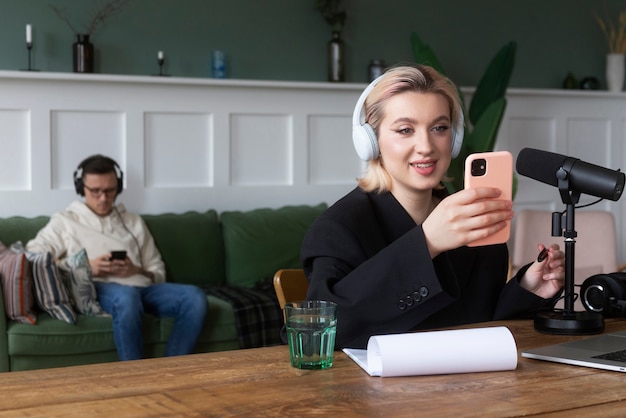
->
[285,300,337,369]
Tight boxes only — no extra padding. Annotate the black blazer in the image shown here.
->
[301,187,552,349]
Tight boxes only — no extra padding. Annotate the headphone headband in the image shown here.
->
[351,71,465,161]
[73,155,124,196]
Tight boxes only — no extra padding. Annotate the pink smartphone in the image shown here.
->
[464,151,513,247]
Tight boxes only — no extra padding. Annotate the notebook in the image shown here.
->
[521,330,626,372]
[342,326,518,377]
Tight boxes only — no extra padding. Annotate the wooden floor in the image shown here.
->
[2,319,626,417]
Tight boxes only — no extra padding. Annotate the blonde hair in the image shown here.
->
[357,64,462,193]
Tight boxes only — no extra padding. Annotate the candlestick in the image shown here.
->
[20,24,38,72]
[154,50,169,76]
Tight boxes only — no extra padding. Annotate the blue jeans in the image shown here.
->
[95,282,208,361]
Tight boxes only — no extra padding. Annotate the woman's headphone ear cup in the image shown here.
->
[450,111,464,158]
[352,123,379,161]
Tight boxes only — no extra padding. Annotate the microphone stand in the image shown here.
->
[533,161,604,334]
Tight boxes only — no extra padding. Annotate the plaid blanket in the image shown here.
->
[203,283,283,349]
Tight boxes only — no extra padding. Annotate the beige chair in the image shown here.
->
[511,209,623,310]
[273,269,309,322]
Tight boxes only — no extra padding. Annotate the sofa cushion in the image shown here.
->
[221,203,326,288]
[6,295,239,362]
[7,313,115,357]
[0,216,49,249]
[63,249,107,316]
[142,210,225,286]
[0,243,36,325]
[28,252,76,325]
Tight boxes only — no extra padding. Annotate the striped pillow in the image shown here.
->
[28,252,76,324]
[0,242,37,324]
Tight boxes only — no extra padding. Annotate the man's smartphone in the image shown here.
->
[464,151,513,247]
[110,250,127,261]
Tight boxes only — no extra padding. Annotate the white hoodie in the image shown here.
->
[26,201,165,287]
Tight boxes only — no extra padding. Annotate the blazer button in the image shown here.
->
[398,299,407,310]
[406,295,414,306]
[419,286,429,298]
[413,291,422,302]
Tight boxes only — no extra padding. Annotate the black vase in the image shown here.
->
[73,34,94,73]
[328,31,345,82]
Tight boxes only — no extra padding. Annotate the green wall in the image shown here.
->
[2,0,626,88]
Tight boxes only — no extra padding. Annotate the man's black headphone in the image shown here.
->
[73,155,124,196]
[581,272,626,317]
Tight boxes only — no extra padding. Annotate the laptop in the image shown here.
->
[522,330,626,372]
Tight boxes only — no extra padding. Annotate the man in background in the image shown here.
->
[27,154,208,360]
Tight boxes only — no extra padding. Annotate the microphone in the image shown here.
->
[516,148,625,201]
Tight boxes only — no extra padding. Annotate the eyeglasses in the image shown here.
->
[84,185,117,197]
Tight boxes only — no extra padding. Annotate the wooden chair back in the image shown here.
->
[273,269,309,322]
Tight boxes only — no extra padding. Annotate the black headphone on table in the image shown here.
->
[581,272,626,317]
[351,73,465,161]
[73,155,124,196]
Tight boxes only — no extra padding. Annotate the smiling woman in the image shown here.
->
[299,64,566,350]
[355,65,463,196]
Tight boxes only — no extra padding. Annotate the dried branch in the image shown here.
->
[50,0,134,36]
[50,4,79,34]
[596,2,626,54]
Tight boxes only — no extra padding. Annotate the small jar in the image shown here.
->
[368,59,386,82]
[212,50,226,78]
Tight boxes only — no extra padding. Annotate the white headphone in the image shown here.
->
[351,74,465,161]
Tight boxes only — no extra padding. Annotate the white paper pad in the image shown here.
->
[342,326,518,377]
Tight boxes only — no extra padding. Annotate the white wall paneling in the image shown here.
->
[0,71,364,217]
[0,71,625,264]
[0,109,30,190]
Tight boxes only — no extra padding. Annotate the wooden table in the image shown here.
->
[2,319,626,417]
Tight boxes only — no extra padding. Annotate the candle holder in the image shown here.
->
[153,56,169,77]
[20,42,39,72]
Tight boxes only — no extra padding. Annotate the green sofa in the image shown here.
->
[0,203,326,372]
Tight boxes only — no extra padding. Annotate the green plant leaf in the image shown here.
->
[468,41,516,126]
[443,98,507,193]
[466,98,507,154]
[410,32,446,75]
[410,32,468,114]
[444,153,465,193]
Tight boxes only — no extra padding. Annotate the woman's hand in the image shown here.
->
[422,187,513,257]
[90,253,141,278]
[519,244,565,298]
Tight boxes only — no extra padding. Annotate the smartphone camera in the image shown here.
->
[470,158,487,177]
